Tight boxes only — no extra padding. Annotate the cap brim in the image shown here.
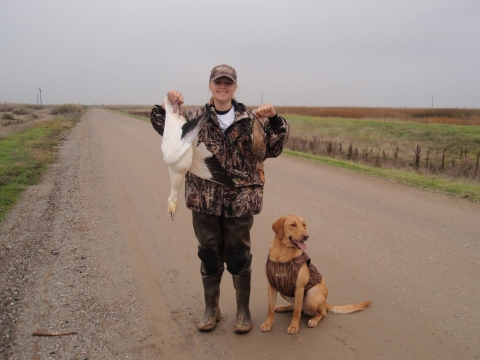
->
[210,75,236,83]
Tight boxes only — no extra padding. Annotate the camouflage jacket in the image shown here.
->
[150,100,289,218]
[266,252,323,297]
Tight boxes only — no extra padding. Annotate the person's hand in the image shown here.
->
[254,104,276,118]
[162,90,184,108]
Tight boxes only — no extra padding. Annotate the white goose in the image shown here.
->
[161,95,233,220]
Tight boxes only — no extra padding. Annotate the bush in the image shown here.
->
[2,113,15,120]
[13,108,28,115]
[50,104,84,115]
[0,105,14,112]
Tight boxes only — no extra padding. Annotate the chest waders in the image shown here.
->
[193,211,253,333]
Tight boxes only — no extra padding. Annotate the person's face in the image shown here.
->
[209,77,237,103]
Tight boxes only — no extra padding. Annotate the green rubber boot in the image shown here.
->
[232,272,252,333]
[197,271,222,331]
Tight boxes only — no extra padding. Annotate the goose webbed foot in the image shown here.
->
[173,103,182,116]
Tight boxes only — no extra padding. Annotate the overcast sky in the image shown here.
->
[1,0,479,108]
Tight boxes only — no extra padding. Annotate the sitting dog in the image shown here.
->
[260,215,371,334]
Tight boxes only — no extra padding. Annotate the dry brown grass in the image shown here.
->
[50,104,84,115]
[286,135,480,182]
[1,103,59,138]
[274,106,480,125]
[0,103,38,112]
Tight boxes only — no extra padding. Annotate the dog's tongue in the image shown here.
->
[297,241,307,250]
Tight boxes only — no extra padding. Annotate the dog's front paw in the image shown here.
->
[260,320,273,332]
[287,323,300,334]
[308,317,322,328]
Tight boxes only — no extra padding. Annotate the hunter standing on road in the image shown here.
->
[150,64,289,333]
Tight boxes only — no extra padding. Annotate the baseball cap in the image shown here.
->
[209,64,237,83]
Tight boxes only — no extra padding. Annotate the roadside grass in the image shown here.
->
[285,115,480,182]
[0,113,82,222]
[283,149,480,202]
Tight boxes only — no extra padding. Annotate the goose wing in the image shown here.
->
[181,111,212,145]
[189,142,234,188]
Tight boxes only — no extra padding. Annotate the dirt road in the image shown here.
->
[2,109,479,359]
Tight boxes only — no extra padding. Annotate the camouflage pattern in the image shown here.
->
[210,64,237,83]
[150,100,289,218]
[265,252,323,297]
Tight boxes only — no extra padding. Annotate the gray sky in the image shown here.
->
[1,0,479,108]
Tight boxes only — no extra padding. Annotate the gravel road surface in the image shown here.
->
[1,109,479,359]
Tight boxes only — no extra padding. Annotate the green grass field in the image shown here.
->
[0,112,82,222]
[286,115,480,155]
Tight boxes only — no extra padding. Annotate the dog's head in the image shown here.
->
[272,215,309,251]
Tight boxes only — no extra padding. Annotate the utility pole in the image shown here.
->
[39,88,43,108]
[37,93,39,109]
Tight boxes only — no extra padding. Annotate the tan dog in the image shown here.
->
[260,215,371,334]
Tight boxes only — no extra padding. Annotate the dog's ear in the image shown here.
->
[272,217,286,240]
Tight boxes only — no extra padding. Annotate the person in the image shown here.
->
[150,64,289,333]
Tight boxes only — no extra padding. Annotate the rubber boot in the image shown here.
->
[197,271,222,331]
[232,272,252,333]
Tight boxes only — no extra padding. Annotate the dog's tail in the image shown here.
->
[326,301,371,314]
